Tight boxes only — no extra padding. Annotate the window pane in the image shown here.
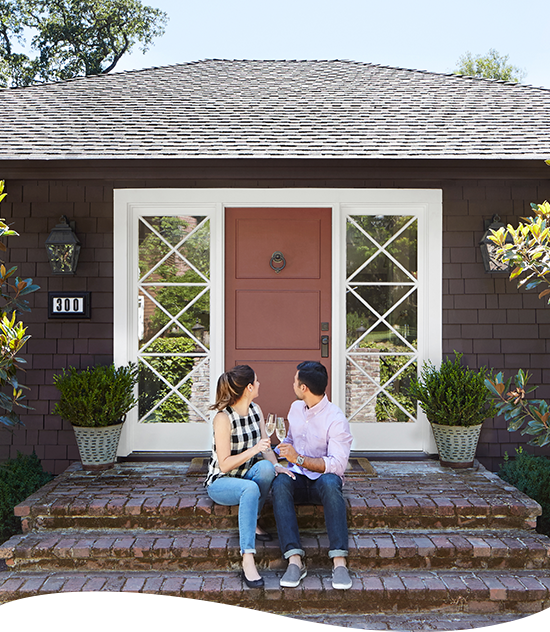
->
[138,214,210,423]
[346,214,418,424]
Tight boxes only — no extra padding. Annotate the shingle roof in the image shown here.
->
[2,59,550,160]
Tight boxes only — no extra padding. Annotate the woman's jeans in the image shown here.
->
[272,472,349,559]
[206,459,275,555]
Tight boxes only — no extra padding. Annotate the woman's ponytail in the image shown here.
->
[210,364,256,410]
[210,365,255,411]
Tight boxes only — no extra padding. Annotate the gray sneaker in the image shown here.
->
[280,563,307,588]
[332,565,352,590]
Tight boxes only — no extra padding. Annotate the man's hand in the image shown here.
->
[278,442,298,463]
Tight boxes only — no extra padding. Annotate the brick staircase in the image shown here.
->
[1,460,550,628]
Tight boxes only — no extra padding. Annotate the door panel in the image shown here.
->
[236,291,320,350]
[226,208,331,419]
[235,218,322,278]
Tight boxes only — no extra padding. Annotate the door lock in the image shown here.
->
[321,335,329,358]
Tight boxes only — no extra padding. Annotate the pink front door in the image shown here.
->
[225,207,332,418]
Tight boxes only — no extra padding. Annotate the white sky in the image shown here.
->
[114,0,550,89]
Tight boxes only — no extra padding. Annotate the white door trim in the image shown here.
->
[114,188,442,455]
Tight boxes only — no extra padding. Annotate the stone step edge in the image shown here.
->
[15,495,539,521]
[2,528,550,569]
[3,612,550,632]
[18,512,539,534]
[1,568,549,613]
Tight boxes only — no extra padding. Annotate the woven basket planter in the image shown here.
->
[430,422,483,468]
[72,422,124,471]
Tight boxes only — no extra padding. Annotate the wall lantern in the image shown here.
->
[45,216,81,275]
[192,319,206,343]
[479,215,512,274]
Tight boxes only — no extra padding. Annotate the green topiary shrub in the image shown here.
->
[499,448,550,536]
[53,363,138,427]
[406,352,496,427]
[0,452,53,542]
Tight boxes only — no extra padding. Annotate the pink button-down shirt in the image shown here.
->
[281,395,352,481]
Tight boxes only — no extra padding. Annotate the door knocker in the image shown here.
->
[270,251,286,273]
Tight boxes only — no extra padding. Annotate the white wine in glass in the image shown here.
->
[265,413,276,436]
[275,417,286,443]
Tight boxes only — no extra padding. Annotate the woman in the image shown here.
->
[205,364,283,588]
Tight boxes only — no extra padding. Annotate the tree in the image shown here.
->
[454,49,526,83]
[485,160,550,447]
[0,0,168,86]
[0,180,39,429]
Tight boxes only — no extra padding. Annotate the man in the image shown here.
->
[272,361,353,590]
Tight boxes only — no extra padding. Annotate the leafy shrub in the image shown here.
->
[139,337,196,423]
[499,448,550,535]
[486,369,550,447]
[406,352,496,426]
[53,363,139,427]
[0,452,52,542]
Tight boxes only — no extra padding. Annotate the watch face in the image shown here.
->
[297,455,305,465]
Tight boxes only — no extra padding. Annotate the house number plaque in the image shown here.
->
[48,292,91,319]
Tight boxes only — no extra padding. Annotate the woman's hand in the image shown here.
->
[254,437,271,454]
[274,463,296,479]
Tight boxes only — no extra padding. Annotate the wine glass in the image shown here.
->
[265,413,276,436]
[275,416,287,443]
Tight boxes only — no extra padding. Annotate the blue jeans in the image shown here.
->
[206,459,275,555]
[271,472,349,559]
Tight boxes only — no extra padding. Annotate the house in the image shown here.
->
[0,59,549,475]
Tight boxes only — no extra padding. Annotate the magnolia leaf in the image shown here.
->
[507,416,526,432]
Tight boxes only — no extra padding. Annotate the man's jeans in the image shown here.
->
[206,459,275,555]
[271,472,348,559]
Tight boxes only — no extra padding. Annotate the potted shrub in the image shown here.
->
[53,363,138,470]
[407,353,496,468]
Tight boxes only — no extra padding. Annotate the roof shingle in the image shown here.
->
[2,59,549,160]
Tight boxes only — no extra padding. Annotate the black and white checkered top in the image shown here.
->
[204,402,261,487]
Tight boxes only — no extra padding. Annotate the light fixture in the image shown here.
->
[479,215,512,274]
[45,216,81,275]
[192,319,206,343]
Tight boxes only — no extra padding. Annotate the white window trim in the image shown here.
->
[114,188,441,455]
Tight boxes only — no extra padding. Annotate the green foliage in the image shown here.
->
[406,352,496,427]
[499,448,550,535]
[139,216,210,343]
[375,348,416,423]
[454,49,526,83]
[0,452,52,541]
[0,0,168,86]
[485,370,550,447]
[0,180,39,430]
[485,168,550,448]
[346,215,417,345]
[53,363,139,427]
[490,199,550,304]
[139,337,196,423]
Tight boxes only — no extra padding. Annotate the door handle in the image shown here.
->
[321,335,329,358]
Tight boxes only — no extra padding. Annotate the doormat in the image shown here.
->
[186,457,377,477]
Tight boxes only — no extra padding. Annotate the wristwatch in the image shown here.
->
[296,454,305,466]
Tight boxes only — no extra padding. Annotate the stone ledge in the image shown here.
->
[0,612,550,632]
[3,528,550,572]
[1,568,549,613]
[13,461,541,532]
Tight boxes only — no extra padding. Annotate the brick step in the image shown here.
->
[3,528,550,572]
[1,567,549,614]
[16,493,540,533]
[14,462,542,533]
[1,612,550,632]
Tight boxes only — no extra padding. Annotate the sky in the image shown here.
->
[114,0,550,89]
